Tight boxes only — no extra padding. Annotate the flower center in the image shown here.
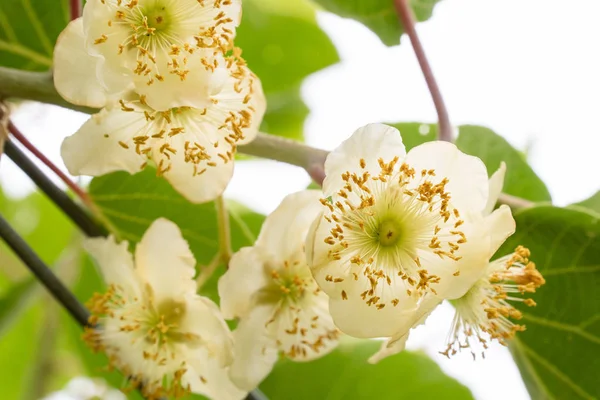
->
[378,219,402,247]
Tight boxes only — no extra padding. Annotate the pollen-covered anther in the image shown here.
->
[442,246,545,359]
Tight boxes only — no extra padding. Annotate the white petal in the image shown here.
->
[134,218,197,300]
[186,347,248,400]
[485,204,516,257]
[53,18,107,108]
[218,247,271,319]
[181,296,235,367]
[134,53,217,111]
[157,134,234,204]
[60,108,147,176]
[323,123,406,197]
[368,333,409,364]
[368,296,441,363]
[484,162,507,215]
[404,141,489,213]
[228,304,279,391]
[328,287,418,338]
[274,296,340,361]
[429,217,492,300]
[257,190,322,258]
[83,235,140,296]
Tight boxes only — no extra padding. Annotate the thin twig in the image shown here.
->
[196,254,222,289]
[3,140,106,237]
[393,0,452,142]
[215,196,232,265]
[70,0,82,20]
[8,121,93,208]
[498,193,535,209]
[0,214,91,326]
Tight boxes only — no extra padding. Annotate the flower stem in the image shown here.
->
[0,214,91,326]
[8,121,93,208]
[215,196,232,265]
[3,140,106,237]
[196,254,222,289]
[393,0,452,142]
[70,0,82,20]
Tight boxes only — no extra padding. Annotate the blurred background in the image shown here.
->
[1,0,598,399]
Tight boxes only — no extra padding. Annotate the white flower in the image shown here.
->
[305,123,516,344]
[60,53,265,204]
[53,0,242,110]
[83,218,245,400]
[441,246,545,359]
[368,162,516,363]
[218,191,340,391]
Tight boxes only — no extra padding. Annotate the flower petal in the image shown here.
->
[256,190,322,258]
[404,141,489,213]
[228,304,280,391]
[181,296,235,367]
[134,53,218,111]
[484,162,507,215]
[83,235,140,296]
[53,18,107,108]
[368,296,442,363]
[485,204,516,256]
[328,286,418,338]
[186,347,248,400]
[134,218,197,300]
[218,247,271,319]
[157,133,234,203]
[60,108,147,176]
[323,123,406,197]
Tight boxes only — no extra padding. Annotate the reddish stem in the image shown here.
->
[69,0,82,20]
[8,121,93,208]
[393,0,452,142]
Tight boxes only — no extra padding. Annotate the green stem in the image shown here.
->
[215,196,232,265]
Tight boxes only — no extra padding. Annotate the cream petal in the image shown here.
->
[134,53,218,111]
[157,134,234,204]
[328,287,418,338]
[53,18,108,108]
[256,190,322,258]
[323,123,406,197]
[368,296,442,363]
[274,296,340,361]
[186,347,248,400]
[83,235,140,297]
[368,333,409,364]
[485,204,516,257]
[228,304,280,391]
[218,247,271,319]
[484,162,507,215]
[404,141,489,214]
[181,296,234,367]
[134,218,197,300]
[60,108,147,176]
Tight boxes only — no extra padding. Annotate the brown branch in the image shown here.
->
[70,0,82,20]
[393,0,452,141]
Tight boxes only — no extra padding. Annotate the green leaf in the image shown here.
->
[456,125,552,202]
[0,0,68,70]
[387,122,437,151]
[311,0,442,46]
[0,278,38,338]
[260,340,473,399]
[236,0,339,140]
[498,206,600,399]
[88,168,264,302]
[573,191,600,215]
